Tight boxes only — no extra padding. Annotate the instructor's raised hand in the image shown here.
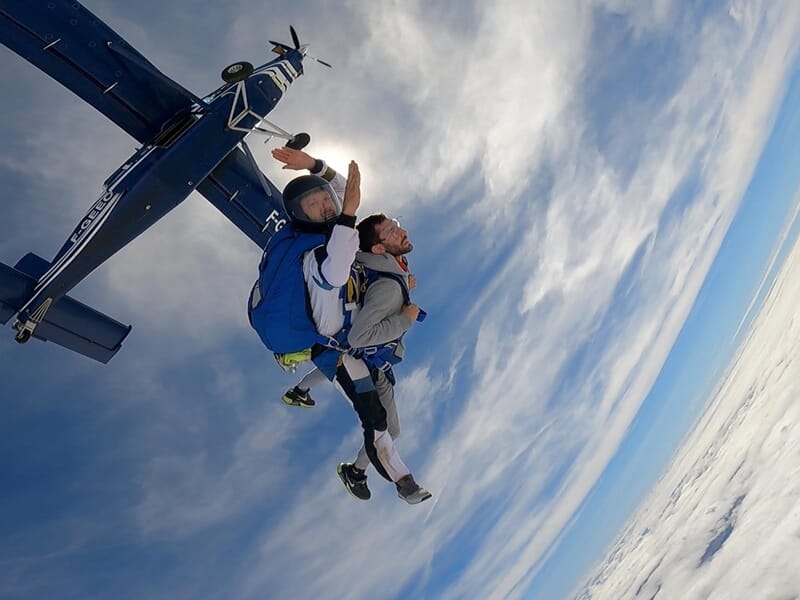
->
[271,146,315,170]
[342,161,360,217]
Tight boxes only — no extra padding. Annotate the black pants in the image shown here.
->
[333,361,392,481]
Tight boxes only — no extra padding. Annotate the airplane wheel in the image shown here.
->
[286,132,311,150]
[221,61,254,83]
[14,329,31,344]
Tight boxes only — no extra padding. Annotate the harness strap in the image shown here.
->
[352,267,418,373]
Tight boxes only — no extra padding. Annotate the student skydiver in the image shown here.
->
[336,213,427,501]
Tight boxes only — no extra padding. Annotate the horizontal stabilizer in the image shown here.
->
[0,261,35,324]
[0,258,131,363]
[31,296,132,363]
[0,253,53,322]
[15,252,52,280]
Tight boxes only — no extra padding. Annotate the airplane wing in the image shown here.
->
[0,1,202,143]
[197,146,288,249]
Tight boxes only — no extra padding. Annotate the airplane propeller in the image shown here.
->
[309,55,333,69]
[269,26,333,69]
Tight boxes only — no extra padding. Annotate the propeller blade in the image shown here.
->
[290,25,300,49]
[314,57,333,69]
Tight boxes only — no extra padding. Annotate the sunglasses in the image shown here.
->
[378,218,402,243]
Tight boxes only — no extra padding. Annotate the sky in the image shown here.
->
[1,1,799,599]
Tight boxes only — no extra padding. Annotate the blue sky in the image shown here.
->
[2,2,800,599]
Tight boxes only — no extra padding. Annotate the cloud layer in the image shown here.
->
[576,216,800,600]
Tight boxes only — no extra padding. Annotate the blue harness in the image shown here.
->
[354,267,425,385]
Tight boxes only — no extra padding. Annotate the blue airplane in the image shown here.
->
[0,1,327,363]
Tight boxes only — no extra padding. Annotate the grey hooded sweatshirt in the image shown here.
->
[347,250,414,355]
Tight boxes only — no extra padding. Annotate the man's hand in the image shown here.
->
[342,161,360,217]
[401,303,420,323]
[408,274,417,290]
[272,146,315,170]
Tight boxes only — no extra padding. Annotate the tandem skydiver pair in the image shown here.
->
[249,146,431,505]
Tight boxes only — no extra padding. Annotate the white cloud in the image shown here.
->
[576,222,800,600]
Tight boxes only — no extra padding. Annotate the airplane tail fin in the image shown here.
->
[0,253,132,363]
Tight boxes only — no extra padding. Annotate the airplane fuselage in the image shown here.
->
[16,51,304,328]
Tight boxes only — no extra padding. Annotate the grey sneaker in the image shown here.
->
[337,463,371,500]
[396,474,432,505]
[282,386,315,408]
